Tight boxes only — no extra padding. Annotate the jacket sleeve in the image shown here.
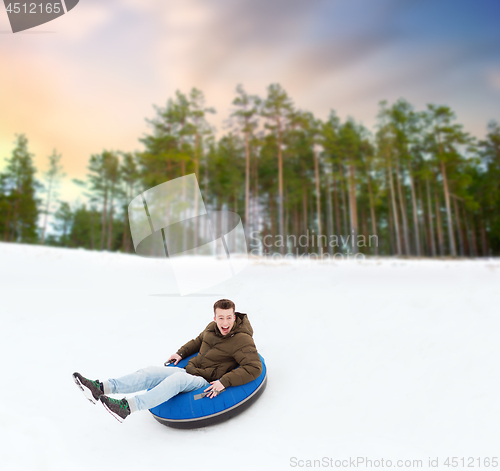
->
[219,337,263,388]
[176,330,204,359]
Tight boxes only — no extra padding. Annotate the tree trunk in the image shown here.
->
[387,192,395,255]
[122,208,130,253]
[332,164,341,239]
[218,200,223,257]
[366,165,378,255]
[245,130,250,236]
[101,182,108,251]
[284,189,289,251]
[360,207,368,254]
[452,195,464,256]
[339,165,349,238]
[326,168,334,255]
[10,166,22,242]
[293,205,299,254]
[41,178,53,245]
[426,178,437,257]
[347,160,358,254]
[233,189,238,250]
[191,119,200,251]
[434,186,445,256]
[90,208,95,250]
[416,177,427,256]
[470,214,479,257]
[479,216,489,256]
[387,152,402,255]
[277,116,284,255]
[252,153,261,253]
[440,160,456,256]
[107,177,117,251]
[180,161,188,252]
[395,154,410,255]
[461,202,471,256]
[3,200,11,241]
[408,163,420,256]
[10,196,20,242]
[313,146,322,241]
[254,156,260,250]
[107,191,115,251]
[302,187,308,254]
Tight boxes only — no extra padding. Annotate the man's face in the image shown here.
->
[214,308,236,336]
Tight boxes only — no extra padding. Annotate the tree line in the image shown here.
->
[1,84,499,257]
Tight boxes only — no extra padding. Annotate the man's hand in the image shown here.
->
[204,380,225,399]
[164,353,182,366]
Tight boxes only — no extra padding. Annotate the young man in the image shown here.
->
[73,299,262,422]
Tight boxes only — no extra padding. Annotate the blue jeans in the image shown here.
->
[105,366,209,412]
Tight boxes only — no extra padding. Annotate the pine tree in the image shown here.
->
[423,105,472,256]
[376,102,402,256]
[231,84,261,236]
[139,92,192,188]
[40,149,65,244]
[262,84,294,254]
[476,121,500,253]
[189,87,215,180]
[120,152,140,253]
[338,119,364,254]
[74,150,122,251]
[322,111,342,241]
[53,201,73,246]
[1,134,40,243]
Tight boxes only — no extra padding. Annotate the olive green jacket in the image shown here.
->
[176,312,262,388]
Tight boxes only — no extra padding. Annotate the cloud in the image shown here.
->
[56,2,112,40]
[146,0,420,95]
[281,28,401,91]
[488,69,500,91]
[337,37,500,106]
[152,0,326,85]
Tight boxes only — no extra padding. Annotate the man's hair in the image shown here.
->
[213,299,235,314]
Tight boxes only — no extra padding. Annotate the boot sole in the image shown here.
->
[101,399,127,423]
[73,373,100,405]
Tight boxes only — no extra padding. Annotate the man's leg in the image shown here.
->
[102,366,184,396]
[129,371,209,412]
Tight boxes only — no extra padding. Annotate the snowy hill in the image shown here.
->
[1,242,499,471]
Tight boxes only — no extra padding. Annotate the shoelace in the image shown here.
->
[107,398,128,410]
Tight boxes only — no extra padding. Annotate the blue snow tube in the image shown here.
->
[149,353,267,429]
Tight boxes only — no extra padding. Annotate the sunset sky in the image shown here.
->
[1,0,499,206]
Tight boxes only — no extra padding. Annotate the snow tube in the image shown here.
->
[149,353,267,429]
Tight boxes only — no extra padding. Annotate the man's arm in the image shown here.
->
[219,339,263,388]
[176,329,204,359]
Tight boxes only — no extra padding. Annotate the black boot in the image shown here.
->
[73,372,104,404]
[100,395,131,423]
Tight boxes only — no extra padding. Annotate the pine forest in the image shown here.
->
[1,84,499,257]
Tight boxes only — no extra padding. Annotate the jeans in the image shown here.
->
[105,366,209,412]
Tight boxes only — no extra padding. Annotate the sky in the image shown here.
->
[1,0,499,207]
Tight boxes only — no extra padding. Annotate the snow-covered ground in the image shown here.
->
[1,242,499,471]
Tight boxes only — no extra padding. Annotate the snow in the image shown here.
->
[1,242,499,470]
